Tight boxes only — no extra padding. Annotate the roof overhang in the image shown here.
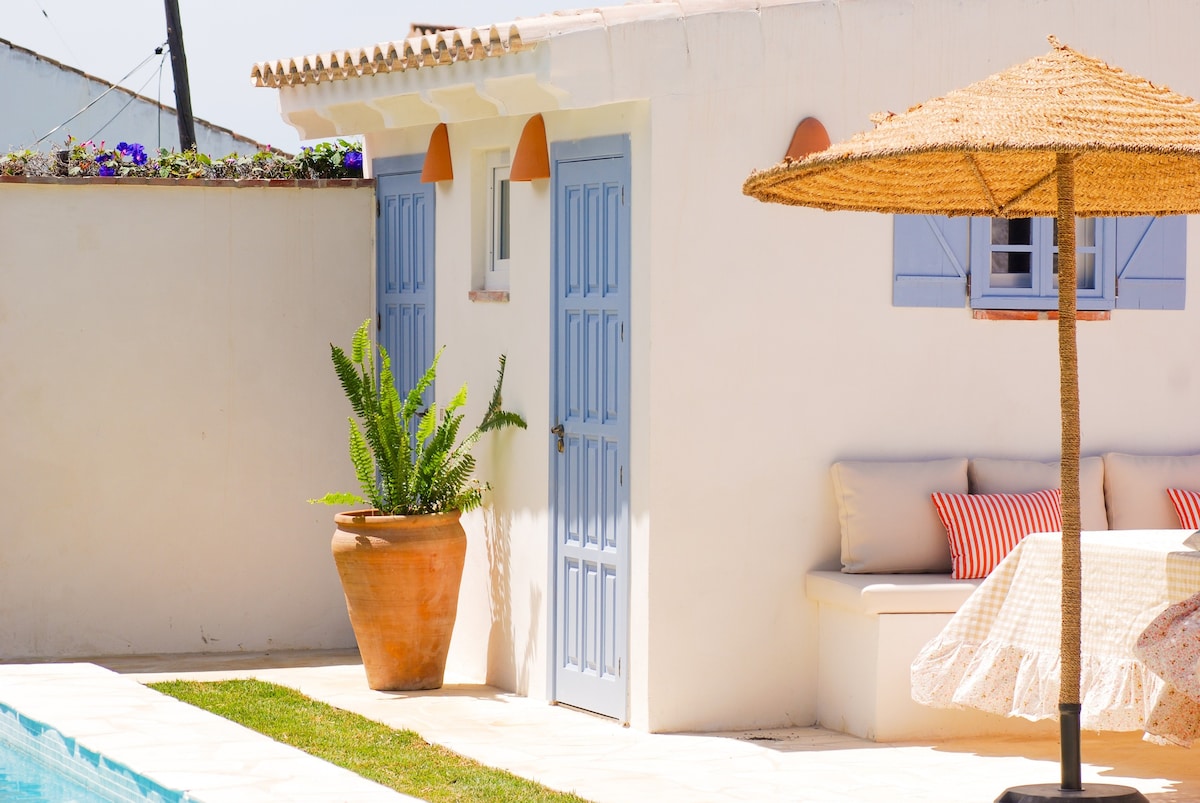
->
[254,17,604,139]
[271,45,566,139]
[251,4,696,138]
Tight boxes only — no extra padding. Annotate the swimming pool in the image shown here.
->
[0,701,188,803]
[0,662,412,802]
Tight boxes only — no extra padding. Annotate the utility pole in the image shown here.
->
[163,0,197,151]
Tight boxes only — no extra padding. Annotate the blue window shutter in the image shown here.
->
[1115,216,1186,310]
[893,215,968,307]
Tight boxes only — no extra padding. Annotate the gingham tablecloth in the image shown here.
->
[911,530,1200,745]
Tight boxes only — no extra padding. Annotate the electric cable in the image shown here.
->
[31,42,169,148]
[156,45,166,151]
[26,0,82,69]
[86,50,169,142]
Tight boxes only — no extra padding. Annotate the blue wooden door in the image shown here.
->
[376,156,435,409]
[550,136,631,721]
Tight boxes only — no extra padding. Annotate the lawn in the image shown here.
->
[150,679,590,803]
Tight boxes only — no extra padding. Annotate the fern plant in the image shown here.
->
[311,320,527,515]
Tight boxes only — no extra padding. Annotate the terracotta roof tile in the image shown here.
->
[251,21,536,88]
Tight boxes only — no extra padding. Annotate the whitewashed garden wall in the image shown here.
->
[0,178,373,658]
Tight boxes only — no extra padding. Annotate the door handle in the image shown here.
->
[550,424,565,453]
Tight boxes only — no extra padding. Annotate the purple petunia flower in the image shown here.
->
[344,150,363,171]
[98,164,115,176]
[114,142,148,166]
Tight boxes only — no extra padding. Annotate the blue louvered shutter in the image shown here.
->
[1115,216,1186,310]
[893,215,969,307]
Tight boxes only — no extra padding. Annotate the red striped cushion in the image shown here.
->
[931,489,1063,579]
[1167,488,1200,529]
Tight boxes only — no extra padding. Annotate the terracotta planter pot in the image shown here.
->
[331,509,466,691]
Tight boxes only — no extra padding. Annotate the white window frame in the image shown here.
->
[485,151,511,292]
[969,217,1116,310]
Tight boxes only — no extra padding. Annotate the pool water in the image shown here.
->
[0,703,188,803]
[0,739,117,802]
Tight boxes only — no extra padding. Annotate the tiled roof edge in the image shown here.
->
[250,22,535,89]
[251,1,779,90]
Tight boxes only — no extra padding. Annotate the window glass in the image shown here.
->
[496,176,510,261]
[969,216,1114,309]
[483,152,511,292]
[989,218,1033,289]
[1051,219,1098,290]
[994,218,1033,246]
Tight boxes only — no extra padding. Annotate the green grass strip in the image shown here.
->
[149,679,590,803]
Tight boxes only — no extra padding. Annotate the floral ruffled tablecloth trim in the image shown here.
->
[910,637,1196,744]
[1133,591,1200,746]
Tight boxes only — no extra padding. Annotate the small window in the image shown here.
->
[486,152,511,292]
[970,217,1113,310]
[893,214,1185,311]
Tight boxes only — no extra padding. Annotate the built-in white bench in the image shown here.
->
[813,451,1200,741]
[806,570,1056,741]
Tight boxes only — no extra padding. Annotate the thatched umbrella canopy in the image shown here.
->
[746,37,1200,216]
[745,36,1200,802]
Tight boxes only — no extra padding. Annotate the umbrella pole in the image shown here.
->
[1055,152,1083,794]
[996,154,1147,803]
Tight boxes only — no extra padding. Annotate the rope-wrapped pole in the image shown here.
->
[1056,151,1083,792]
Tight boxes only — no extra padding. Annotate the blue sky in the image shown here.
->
[9,0,574,153]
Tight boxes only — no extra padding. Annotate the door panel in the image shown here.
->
[376,158,435,409]
[551,136,630,721]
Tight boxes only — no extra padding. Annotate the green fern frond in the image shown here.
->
[480,410,528,433]
[479,355,528,434]
[413,405,459,489]
[330,345,370,423]
[440,456,476,505]
[431,412,465,458]
[350,320,369,363]
[402,348,441,422]
[313,324,527,515]
[347,421,379,509]
[450,474,484,513]
[486,355,507,411]
[308,491,368,506]
[416,403,438,444]
[446,383,468,417]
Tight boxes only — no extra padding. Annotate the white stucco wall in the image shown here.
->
[280,0,1200,733]
[634,0,1200,733]
[0,181,373,658]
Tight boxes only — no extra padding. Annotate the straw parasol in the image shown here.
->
[745,36,1200,803]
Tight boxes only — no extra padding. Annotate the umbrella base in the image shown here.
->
[996,784,1148,802]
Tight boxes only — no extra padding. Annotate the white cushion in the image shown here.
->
[805,570,982,614]
[1104,452,1200,530]
[969,455,1107,532]
[830,458,966,573]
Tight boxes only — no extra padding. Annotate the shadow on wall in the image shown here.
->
[524,583,542,698]
[485,508,540,695]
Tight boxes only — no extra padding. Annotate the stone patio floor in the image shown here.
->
[2,650,1197,802]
